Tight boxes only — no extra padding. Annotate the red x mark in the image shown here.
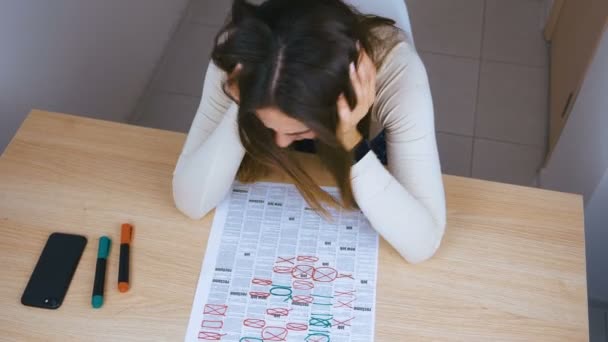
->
[203,304,228,316]
[296,255,319,263]
[243,318,266,329]
[335,299,355,309]
[332,317,355,327]
[334,290,356,297]
[291,265,315,279]
[276,256,295,265]
[286,322,308,331]
[200,320,223,329]
[261,326,288,341]
[337,273,354,280]
[197,331,226,340]
[312,267,338,282]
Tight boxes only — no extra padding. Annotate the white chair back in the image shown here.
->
[344,0,414,44]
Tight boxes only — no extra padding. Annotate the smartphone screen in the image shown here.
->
[21,233,87,309]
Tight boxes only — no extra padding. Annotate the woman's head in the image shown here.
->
[211,0,398,213]
[255,107,317,148]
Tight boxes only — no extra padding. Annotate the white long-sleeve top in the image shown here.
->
[173,36,446,264]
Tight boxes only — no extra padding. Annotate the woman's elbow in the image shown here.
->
[403,220,446,264]
[172,176,210,220]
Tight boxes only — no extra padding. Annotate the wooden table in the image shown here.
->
[0,110,588,341]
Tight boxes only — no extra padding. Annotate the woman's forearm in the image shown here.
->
[173,104,245,219]
[350,151,446,263]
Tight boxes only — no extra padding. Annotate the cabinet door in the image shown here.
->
[549,0,608,154]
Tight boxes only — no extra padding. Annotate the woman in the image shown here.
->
[173,0,446,263]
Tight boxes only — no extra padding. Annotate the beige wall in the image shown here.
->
[0,0,190,153]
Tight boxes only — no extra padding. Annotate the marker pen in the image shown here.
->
[92,236,111,308]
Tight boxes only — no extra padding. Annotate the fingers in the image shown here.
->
[350,62,364,102]
[224,63,243,103]
[232,63,243,76]
[347,47,377,118]
[357,50,376,83]
[336,93,350,121]
[353,50,376,106]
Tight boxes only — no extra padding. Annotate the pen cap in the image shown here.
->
[121,224,133,244]
[92,295,104,308]
[97,236,111,259]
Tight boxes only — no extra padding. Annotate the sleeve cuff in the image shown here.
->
[350,151,393,204]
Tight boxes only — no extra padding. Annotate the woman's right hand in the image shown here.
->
[224,63,242,104]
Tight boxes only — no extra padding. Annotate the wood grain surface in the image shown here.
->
[0,110,588,341]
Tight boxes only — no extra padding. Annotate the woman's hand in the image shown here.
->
[336,49,377,150]
[223,63,242,104]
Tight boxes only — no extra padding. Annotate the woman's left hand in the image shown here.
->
[336,48,377,150]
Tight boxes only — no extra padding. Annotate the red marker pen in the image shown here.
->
[118,223,133,292]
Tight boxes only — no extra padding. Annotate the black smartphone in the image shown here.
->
[21,233,87,309]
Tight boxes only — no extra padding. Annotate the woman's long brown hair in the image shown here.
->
[211,0,401,215]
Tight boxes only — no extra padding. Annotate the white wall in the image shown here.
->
[541,28,608,302]
[0,0,190,153]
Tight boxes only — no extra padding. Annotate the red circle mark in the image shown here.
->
[200,320,223,329]
[249,291,270,299]
[261,326,288,341]
[292,279,314,290]
[266,307,290,317]
[337,273,354,280]
[251,278,272,286]
[296,255,319,263]
[291,265,315,279]
[306,335,330,342]
[312,267,338,282]
[243,318,266,329]
[273,266,293,274]
[292,295,314,304]
[286,322,308,331]
[197,331,226,340]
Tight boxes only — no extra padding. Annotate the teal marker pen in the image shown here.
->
[92,236,111,308]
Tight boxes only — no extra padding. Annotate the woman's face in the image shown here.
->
[256,107,317,148]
